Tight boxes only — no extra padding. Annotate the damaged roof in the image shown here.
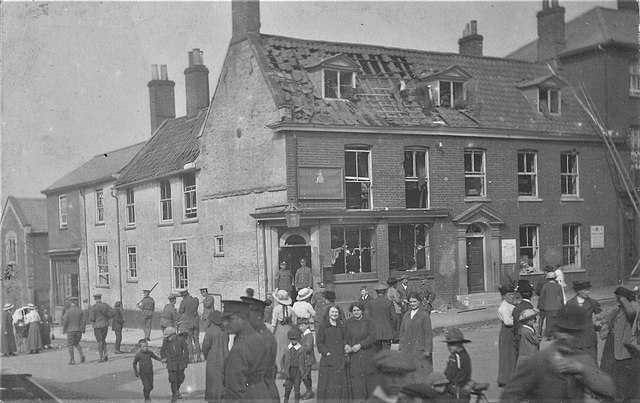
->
[115,109,206,187]
[247,33,595,135]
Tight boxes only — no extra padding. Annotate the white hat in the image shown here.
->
[519,308,538,322]
[545,271,557,279]
[296,288,313,301]
[3,303,14,311]
[26,303,35,309]
[273,289,292,305]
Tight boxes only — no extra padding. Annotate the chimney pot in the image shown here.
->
[160,65,169,81]
[184,48,210,116]
[458,21,483,56]
[470,20,477,35]
[151,64,159,80]
[148,64,176,134]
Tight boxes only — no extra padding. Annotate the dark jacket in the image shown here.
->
[62,305,85,333]
[133,349,161,375]
[89,301,115,329]
[538,281,564,311]
[178,294,199,327]
[369,294,397,340]
[281,344,310,377]
[223,323,270,402]
[160,334,189,371]
[112,306,125,332]
[399,309,433,355]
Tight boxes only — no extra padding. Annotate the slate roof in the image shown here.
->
[115,109,206,187]
[42,142,145,194]
[507,7,638,61]
[6,197,48,233]
[248,33,596,135]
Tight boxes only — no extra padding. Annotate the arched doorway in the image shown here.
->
[466,223,485,293]
[279,229,311,299]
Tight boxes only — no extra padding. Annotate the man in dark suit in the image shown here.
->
[369,283,397,351]
[177,288,201,363]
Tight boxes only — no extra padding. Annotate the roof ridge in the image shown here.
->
[91,141,147,158]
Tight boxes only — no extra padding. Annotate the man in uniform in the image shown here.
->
[221,300,271,402]
[177,288,201,362]
[160,293,179,332]
[200,287,215,330]
[88,293,115,362]
[137,289,155,341]
[241,296,280,403]
[62,296,86,365]
[294,258,313,301]
[370,283,397,350]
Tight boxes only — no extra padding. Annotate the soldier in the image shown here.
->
[88,293,114,362]
[241,296,280,403]
[221,300,271,402]
[294,258,313,296]
[177,288,202,363]
[62,296,85,365]
[160,294,179,332]
[137,289,155,341]
[200,287,215,330]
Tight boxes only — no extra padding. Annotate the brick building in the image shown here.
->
[195,0,630,306]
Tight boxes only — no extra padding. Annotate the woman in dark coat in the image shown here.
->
[2,303,17,356]
[112,301,125,353]
[344,301,377,402]
[398,292,434,383]
[39,306,53,349]
[317,304,349,403]
[564,281,602,363]
[201,310,228,403]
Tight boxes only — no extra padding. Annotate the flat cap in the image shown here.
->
[614,287,636,301]
[92,293,102,298]
[373,350,417,373]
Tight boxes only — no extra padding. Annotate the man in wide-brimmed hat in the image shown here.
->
[442,327,472,399]
[565,280,602,363]
[370,282,397,350]
[502,305,614,401]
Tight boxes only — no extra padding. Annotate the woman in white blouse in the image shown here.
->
[497,285,517,387]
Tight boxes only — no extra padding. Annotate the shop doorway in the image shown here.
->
[280,231,311,301]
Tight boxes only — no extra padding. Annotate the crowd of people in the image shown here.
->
[2,302,53,356]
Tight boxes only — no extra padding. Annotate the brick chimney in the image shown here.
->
[458,20,483,57]
[231,0,261,45]
[536,0,566,62]
[148,64,176,134]
[184,49,210,117]
[618,0,639,13]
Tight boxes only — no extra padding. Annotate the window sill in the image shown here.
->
[59,226,68,230]
[126,279,138,283]
[519,270,544,276]
[332,272,378,283]
[124,225,136,231]
[517,196,542,202]
[390,269,434,279]
[214,253,224,258]
[95,284,110,289]
[182,218,199,224]
[629,91,640,98]
[464,197,490,203]
[560,196,584,202]
[560,267,585,274]
[95,222,105,226]
[158,221,173,227]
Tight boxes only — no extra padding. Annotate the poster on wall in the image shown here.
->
[298,167,344,199]
[591,225,604,248]
[501,239,517,264]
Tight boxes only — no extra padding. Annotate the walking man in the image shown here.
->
[62,296,86,364]
[200,287,215,330]
[177,288,201,362]
[137,289,155,341]
[89,293,115,362]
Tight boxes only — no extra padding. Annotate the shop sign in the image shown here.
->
[298,167,344,199]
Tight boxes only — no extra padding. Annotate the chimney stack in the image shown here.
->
[536,0,566,62]
[184,48,210,117]
[231,0,261,45]
[148,64,176,134]
[458,20,483,57]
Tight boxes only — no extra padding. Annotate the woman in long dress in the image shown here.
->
[2,303,17,356]
[398,292,433,383]
[344,301,377,402]
[271,289,296,376]
[497,284,517,387]
[24,304,43,354]
[317,305,349,403]
[202,310,228,403]
[39,305,53,349]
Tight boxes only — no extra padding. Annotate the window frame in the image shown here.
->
[330,224,376,275]
[171,240,189,289]
[5,232,17,264]
[344,147,372,210]
[388,223,432,275]
[519,225,540,273]
[517,151,538,198]
[464,149,486,198]
[404,148,430,209]
[95,189,104,224]
[125,188,136,226]
[630,61,640,97]
[95,242,109,286]
[183,173,197,220]
[159,180,173,223]
[538,87,561,115]
[562,224,581,268]
[127,245,138,281]
[59,194,68,229]
[214,236,224,257]
[323,69,355,100]
[438,80,465,107]
[560,152,580,198]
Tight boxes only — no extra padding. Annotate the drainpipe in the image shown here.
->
[110,187,124,303]
[80,189,91,308]
[261,222,269,297]
[255,221,263,297]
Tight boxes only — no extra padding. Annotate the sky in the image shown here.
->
[0,0,618,205]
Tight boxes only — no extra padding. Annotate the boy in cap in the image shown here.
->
[281,328,307,403]
[517,309,541,370]
[442,327,472,400]
[133,338,162,402]
[159,326,189,402]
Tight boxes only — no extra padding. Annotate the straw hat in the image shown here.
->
[273,289,292,305]
[296,287,313,301]
[545,271,557,279]
[26,303,35,309]
[519,308,538,322]
[3,303,14,311]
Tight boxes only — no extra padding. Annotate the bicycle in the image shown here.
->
[469,381,490,403]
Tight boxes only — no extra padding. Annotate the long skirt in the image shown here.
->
[497,323,517,386]
[40,322,51,346]
[274,322,292,373]
[25,322,43,351]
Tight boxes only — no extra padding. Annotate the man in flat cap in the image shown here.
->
[61,296,85,365]
[137,289,155,341]
[221,300,271,402]
[177,288,202,363]
[88,293,115,362]
[200,287,215,330]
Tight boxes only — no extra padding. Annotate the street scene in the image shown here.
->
[2,0,640,402]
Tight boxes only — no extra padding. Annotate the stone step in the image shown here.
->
[457,292,503,310]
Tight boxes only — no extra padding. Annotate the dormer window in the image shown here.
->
[438,81,465,107]
[420,65,471,108]
[539,88,560,115]
[324,69,355,99]
[517,74,566,117]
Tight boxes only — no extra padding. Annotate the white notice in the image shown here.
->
[502,239,517,264]
[591,225,604,248]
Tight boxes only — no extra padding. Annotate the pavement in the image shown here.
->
[51,281,638,351]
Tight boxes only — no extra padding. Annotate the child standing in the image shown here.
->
[160,326,190,403]
[281,328,308,403]
[133,339,162,402]
[516,309,541,370]
[442,327,472,401]
[297,318,316,399]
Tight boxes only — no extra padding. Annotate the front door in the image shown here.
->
[466,238,484,293]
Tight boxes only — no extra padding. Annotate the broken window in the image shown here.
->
[464,149,486,197]
[561,152,579,197]
[388,224,431,273]
[172,241,188,289]
[183,172,197,219]
[538,88,560,115]
[518,151,538,197]
[96,243,109,286]
[331,225,375,274]
[324,69,354,99]
[519,225,539,272]
[345,147,371,209]
[404,149,429,208]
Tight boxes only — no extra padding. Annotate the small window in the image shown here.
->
[539,88,561,115]
[5,231,17,264]
[519,225,539,273]
[160,180,172,222]
[59,195,68,228]
[127,246,138,280]
[95,189,104,224]
[126,188,135,226]
[183,173,197,220]
[388,224,431,273]
[324,69,354,99]
[345,147,371,209]
[562,224,581,267]
[172,241,188,289]
[561,152,579,197]
[214,236,224,256]
[518,151,538,197]
[438,80,464,107]
[630,62,640,96]
[404,149,429,208]
[464,149,486,197]
[331,225,375,274]
[96,243,109,286]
